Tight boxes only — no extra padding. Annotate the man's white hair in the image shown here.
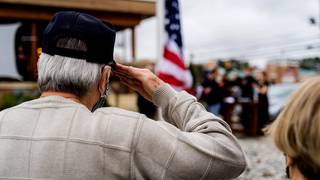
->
[37,38,103,97]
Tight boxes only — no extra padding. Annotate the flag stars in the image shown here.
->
[171,34,178,40]
[165,0,183,48]
[165,19,170,25]
[170,24,180,31]
[172,1,179,10]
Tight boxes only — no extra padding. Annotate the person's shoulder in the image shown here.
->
[94,107,144,120]
[0,107,10,115]
[0,102,27,114]
[93,107,147,150]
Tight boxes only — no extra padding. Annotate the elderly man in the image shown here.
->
[0,12,246,179]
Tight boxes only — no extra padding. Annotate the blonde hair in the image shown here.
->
[267,77,320,178]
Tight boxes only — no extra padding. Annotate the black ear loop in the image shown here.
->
[91,66,112,112]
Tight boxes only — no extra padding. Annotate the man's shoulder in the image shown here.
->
[0,108,10,116]
[94,107,144,121]
[0,103,26,115]
[91,107,146,151]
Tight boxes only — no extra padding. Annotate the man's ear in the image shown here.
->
[98,66,111,95]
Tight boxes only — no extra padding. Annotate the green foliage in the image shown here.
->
[0,91,40,110]
[0,90,111,111]
[300,57,320,71]
[189,63,204,87]
[217,60,249,70]
[188,59,249,88]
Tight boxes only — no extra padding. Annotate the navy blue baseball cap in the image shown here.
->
[42,11,116,65]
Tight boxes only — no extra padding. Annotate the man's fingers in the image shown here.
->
[120,77,136,86]
[120,78,137,91]
[115,64,133,74]
[115,64,144,78]
[115,63,130,71]
[120,78,152,101]
[114,63,161,102]
[120,77,141,89]
[114,68,142,89]
[113,71,130,79]
[113,70,139,81]
[120,79,133,88]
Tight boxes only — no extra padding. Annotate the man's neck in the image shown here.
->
[41,91,81,103]
[41,91,97,111]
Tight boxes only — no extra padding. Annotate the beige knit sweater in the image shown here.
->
[0,84,246,180]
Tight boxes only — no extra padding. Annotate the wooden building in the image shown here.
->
[0,0,155,80]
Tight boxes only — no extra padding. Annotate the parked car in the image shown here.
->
[268,83,298,120]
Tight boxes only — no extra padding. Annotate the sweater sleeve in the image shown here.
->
[133,84,246,180]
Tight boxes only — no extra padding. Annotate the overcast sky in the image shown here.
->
[125,0,319,66]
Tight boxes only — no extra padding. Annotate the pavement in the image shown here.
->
[236,136,286,180]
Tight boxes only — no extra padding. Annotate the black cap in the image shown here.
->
[42,11,116,65]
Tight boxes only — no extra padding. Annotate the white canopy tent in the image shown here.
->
[0,23,21,80]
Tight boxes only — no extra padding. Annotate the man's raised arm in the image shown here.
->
[114,64,247,179]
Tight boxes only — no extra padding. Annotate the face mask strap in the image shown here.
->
[91,67,111,112]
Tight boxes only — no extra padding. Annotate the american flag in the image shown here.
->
[157,0,192,91]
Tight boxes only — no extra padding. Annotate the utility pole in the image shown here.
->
[318,0,320,42]
[317,0,320,71]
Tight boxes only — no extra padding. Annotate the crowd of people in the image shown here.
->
[134,61,272,136]
[199,65,270,135]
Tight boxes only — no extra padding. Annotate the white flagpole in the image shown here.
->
[156,0,165,121]
[156,0,165,65]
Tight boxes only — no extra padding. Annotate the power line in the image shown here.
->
[268,48,320,59]
[197,40,320,58]
[234,46,320,59]
[194,31,320,51]
[191,32,320,55]
[197,44,320,60]
[237,42,320,57]
[195,35,319,55]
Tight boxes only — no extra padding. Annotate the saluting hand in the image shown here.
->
[113,64,164,102]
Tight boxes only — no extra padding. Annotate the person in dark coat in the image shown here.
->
[240,67,257,135]
[257,71,270,135]
[201,69,223,116]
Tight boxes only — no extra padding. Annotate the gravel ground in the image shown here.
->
[236,136,287,180]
